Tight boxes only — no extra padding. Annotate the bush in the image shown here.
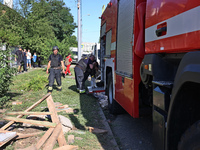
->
[0,46,17,106]
[21,75,48,91]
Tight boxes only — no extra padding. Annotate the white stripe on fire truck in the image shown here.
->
[145,6,200,43]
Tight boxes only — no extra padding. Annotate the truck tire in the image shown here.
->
[106,72,124,114]
[178,120,200,150]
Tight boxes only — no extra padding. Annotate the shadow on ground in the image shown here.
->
[68,84,117,149]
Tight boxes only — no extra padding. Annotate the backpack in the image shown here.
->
[65,57,70,66]
[77,56,89,71]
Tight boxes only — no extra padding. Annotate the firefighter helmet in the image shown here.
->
[52,46,59,51]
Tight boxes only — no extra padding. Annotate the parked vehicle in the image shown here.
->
[98,0,200,149]
[70,47,78,64]
[70,44,94,63]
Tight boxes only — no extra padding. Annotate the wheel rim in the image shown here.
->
[108,82,113,104]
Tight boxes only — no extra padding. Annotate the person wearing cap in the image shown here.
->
[46,46,65,93]
[74,54,96,93]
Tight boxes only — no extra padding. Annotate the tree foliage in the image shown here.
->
[0,4,25,46]
[18,0,32,18]
[0,0,77,58]
[24,1,55,52]
[47,0,76,42]
[21,0,77,58]
[0,0,77,104]
[0,45,17,106]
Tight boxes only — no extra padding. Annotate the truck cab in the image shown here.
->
[100,0,200,149]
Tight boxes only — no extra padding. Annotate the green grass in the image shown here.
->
[3,67,110,150]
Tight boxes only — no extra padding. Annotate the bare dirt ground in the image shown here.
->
[12,126,47,149]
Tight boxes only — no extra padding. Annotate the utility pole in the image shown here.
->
[77,0,82,61]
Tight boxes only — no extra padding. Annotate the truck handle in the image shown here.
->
[156,26,167,37]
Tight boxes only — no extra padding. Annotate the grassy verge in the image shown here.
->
[2,67,113,150]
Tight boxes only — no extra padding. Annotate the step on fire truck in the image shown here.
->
[94,0,200,149]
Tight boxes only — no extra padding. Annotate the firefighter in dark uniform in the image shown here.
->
[74,54,96,93]
[46,46,65,93]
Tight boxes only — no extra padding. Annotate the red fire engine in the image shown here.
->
[98,0,200,149]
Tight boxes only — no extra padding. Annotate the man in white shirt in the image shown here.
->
[27,49,32,69]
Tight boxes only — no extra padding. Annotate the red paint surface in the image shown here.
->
[146,0,200,28]
[145,0,200,53]
[145,31,200,53]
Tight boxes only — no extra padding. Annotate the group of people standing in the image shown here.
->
[16,46,99,94]
[46,46,98,94]
[15,47,41,73]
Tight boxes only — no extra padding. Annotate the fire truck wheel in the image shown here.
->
[178,120,200,150]
[106,72,124,114]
